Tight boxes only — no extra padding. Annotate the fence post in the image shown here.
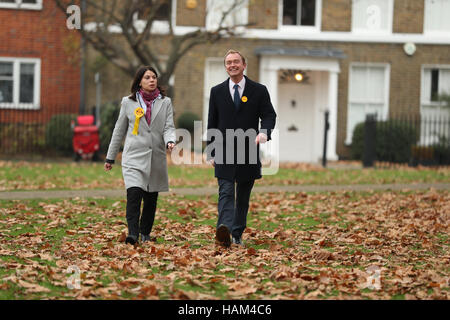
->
[363,113,377,168]
[322,110,329,168]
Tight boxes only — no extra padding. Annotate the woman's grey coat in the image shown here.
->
[106,94,176,192]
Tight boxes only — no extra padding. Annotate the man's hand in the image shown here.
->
[104,163,112,171]
[167,142,175,151]
[208,159,215,167]
[255,133,268,145]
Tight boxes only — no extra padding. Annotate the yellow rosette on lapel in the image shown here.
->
[241,96,248,103]
[132,107,144,135]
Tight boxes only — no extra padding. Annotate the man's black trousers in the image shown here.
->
[217,178,255,239]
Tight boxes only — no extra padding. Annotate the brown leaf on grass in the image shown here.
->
[140,285,158,296]
[112,201,121,208]
[300,274,318,281]
[228,282,258,296]
[38,253,53,261]
[118,232,126,242]
[173,289,198,300]
[312,250,333,261]
[18,280,50,293]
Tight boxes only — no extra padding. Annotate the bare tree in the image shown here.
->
[53,0,249,97]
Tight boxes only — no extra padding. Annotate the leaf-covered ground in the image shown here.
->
[0,189,448,299]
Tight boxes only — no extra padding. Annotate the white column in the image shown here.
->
[327,70,339,161]
[259,57,279,168]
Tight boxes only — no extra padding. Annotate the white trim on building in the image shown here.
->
[0,0,42,10]
[0,57,41,110]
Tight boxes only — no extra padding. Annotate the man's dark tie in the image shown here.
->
[233,84,240,110]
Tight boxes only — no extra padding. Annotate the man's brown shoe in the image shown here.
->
[216,224,231,247]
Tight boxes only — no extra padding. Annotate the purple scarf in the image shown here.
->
[139,88,160,125]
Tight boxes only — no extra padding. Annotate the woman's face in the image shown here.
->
[140,70,157,92]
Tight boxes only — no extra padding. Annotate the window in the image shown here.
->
[282,0,316,26]
[280,0,320,30]
[131,0,171,34]
[352,0,393,34]
[420,66,450,144]
[424,0,450,34]
[205,0,248,31]
[346,64,390,144]
[0,0,42,10]
[422,67,450,104]
[0,58,40,109]
[136,0,170,21]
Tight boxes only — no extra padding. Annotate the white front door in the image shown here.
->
[278,76,317,162]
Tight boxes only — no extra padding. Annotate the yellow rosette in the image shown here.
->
[241,96,248,103]
[132,107,145,135]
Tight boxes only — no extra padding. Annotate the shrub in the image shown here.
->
[351,119,418,163]
[350,122,365,160]
[45,113,77,155]
[99,101,121,154]
[433,143,450,165]
[176,111,200,133]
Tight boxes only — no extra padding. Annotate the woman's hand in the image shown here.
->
[167,142,175,151]
[104,163,112,171]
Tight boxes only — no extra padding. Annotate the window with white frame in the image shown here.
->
[0,58,40,109]
[280,0,321,30]
[351,0,393,34]
[421,66,450,113]
[0,0,42,10]
[346,64,390,144]
[205,0,248,31]
[420,66,450,145]
[424,0,450,34]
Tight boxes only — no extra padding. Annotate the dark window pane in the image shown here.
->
[431,69,439,102]
[0,80,13,103]
[0,62,13,77]
[0,0,17,3]
[139,0,170,21]
[20,63,34,103]
[301,0,316,26]
[22,0,38,3]
[283,0,297,25]
[155,1,169,20]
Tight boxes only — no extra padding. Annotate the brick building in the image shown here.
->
[86,0,450,161]
[0,0,81,123]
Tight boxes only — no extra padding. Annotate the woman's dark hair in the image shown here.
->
[129,66,165,101]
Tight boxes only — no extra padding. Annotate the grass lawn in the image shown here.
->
[0,189,448,300]
[0,160,449,191]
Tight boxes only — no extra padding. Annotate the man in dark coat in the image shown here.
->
[207,49,277,247]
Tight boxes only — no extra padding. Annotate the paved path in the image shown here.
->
[0,183,449,200]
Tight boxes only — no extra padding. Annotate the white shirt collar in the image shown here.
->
[137,92,161,113]
[229,76,246,91]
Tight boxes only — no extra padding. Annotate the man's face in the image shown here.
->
[225,53,246,79]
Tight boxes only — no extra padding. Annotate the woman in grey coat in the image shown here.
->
[104,66,176,245]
